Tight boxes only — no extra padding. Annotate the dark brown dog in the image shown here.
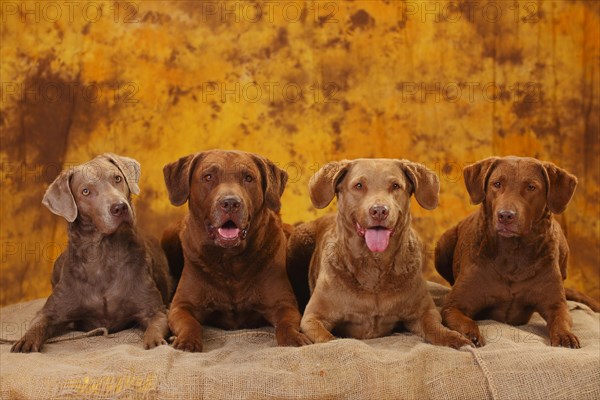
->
[162,150,310,352]
[11,154,172,353]
[288,159,471,349]
[436,156,594,348]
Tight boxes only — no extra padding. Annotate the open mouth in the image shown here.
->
[217,220,242,240]
[356,222,393,253]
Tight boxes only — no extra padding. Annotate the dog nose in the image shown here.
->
[497,210,517,224]
[110,202,128,217]
[220,196,242,213]
[369,204,389,221]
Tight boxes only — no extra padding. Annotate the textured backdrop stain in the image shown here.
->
[0,1,598,305]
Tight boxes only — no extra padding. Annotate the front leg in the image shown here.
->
[259,268,311,347]
[538,299,580,349]
[139,310,169,350]
[11,313,66,353]
[12,315,50,353]
[168,305,204,352]
[406,308,472,349]
[264,304,311,347]
[300,293,337,344]
[442,305,485,347]
[300,313,335,344]
[11,291,72,353]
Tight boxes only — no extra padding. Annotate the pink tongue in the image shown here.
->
[364,229,392,252]
[217,227,240,239]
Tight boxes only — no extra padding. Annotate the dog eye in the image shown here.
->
[354,183,363,190]
[115,175,122,183]
[204,174,213,182]
[244,174,253,183]
[392,183,401,190]
[493,181,501,189]
[527,184,536,191]
[82,188,90,196]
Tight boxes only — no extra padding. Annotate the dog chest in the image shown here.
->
[334,289,409,339]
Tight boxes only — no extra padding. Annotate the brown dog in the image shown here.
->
[162,150,310,352]
[436,156,593,348]
[288,159,472,349]
[11,154,172,353]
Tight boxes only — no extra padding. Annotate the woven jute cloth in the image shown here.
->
[1,282,598,399]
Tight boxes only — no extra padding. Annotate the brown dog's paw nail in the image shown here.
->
[12,338,41,353]
[172,337,203,352]
[454,336,473,349]
[469,334,484,347]
[552,332,580,349]
[143,334,168,350]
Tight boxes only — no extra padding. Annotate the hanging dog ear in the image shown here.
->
[251,154,288,212]
[541,162,577,214]
[163,153,205,206]
[102,153,141,195]
[397,160,440,210]
[42,169,77,222]
[309,160,351,209]
[463,157,499,205]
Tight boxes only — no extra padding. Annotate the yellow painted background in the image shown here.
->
[1,1,598,306]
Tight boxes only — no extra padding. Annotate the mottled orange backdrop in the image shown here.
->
[1,1,598,306]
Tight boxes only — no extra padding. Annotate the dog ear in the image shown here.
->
[42,169,77,222]
[103,153,141,195]
[463,157,499,205]
[541,162,577,214]
[309,160,351,209]
[397,160,440,210]
[251,154,288,212]
[163,153,206,206]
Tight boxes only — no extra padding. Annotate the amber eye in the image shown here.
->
[527,184,536,191]
[82,188,90,196]
[493,181,501,189]
[244,174,253,183]
[354,182,363,190]
[392,183,401,190]
[115,175,122,183]
[204,174,213,182]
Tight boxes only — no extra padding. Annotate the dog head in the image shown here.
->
[163,150,287,249]
[43,153,140,235]
[310,158,439,253]
[463,156,577,238]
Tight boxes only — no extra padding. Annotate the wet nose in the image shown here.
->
[497,210,517,224]
[110,202,128,217]
[369,204,389,221]
[220,196,242,213]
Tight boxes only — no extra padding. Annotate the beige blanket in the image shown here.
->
[1,283,598,399]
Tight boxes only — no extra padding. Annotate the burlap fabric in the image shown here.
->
[1,282,598,399]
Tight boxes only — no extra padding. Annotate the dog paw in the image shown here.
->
[459,325,485,347]
[143,334,168,350]
[171,336,203,352]
[11,335,44,353]
[444,331,474,349]
[551,331,580,349]
[308,331,335,344]
[278,329,313,347]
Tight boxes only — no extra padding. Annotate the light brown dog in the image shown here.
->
[436,156,597,348]
[12,154,171,352]
[162,150,310,352]
[288,159,471,348]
